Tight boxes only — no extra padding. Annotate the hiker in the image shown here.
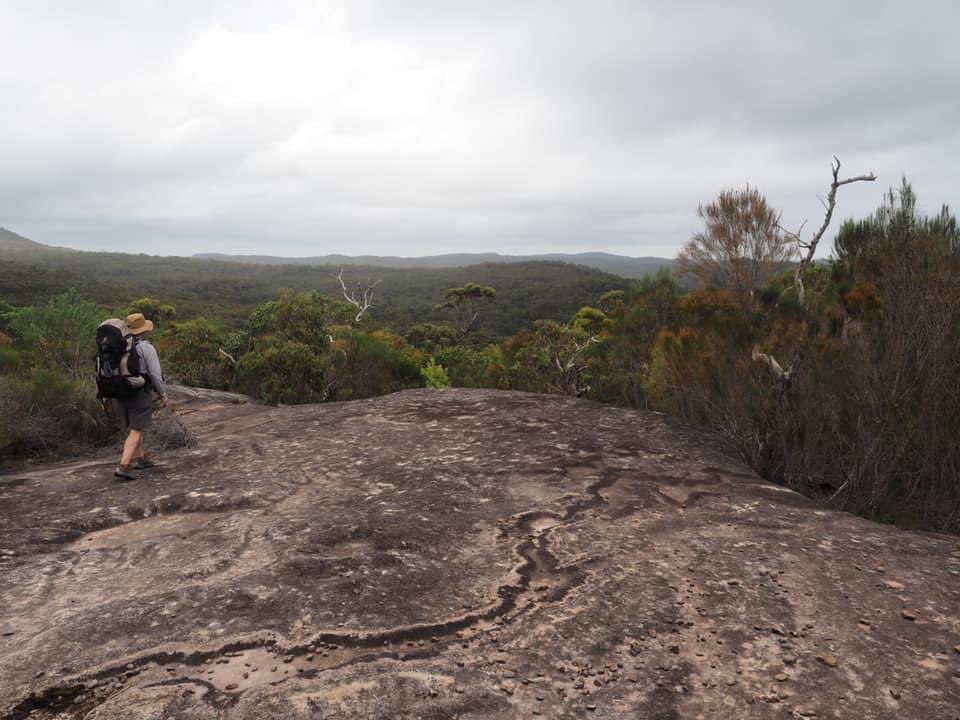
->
[113,313,167,480]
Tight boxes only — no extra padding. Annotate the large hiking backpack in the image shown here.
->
[95,319,146,399]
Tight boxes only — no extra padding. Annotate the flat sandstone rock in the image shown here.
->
[1,388,958,719]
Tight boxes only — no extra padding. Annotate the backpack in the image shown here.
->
[95,319,147,399]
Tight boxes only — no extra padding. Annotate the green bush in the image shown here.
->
[433,344,499,388]
[5,289,102,379]
[157,317,234,390]
[326,329,423,401]
[235,339,329,405]
[421,358,451,389]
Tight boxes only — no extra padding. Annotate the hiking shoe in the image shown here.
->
[114,464,138,481]
[132,457,157,470]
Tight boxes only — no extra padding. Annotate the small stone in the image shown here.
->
[783,655,797,665]
[225,683,238,690]
[586,705,597,711]
[774,673,788,682]
[889,689,901,700]
[816,654,838,667]
[900,609,917,621]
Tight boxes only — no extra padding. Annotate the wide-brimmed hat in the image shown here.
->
[126,313,154,335]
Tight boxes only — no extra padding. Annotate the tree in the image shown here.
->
[783,157,876,305]
[336,269,381,323]
[247,290,346,355]
[677,185,795,299]
[435,283,496,337]
[128,297,177,326]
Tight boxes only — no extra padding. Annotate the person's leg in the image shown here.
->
[136,432,146,461]
[120,429,143,467]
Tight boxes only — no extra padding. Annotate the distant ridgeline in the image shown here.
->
[0,228,664,335]
[193,250,674,279]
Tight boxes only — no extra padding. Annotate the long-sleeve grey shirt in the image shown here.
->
[135,338,166,398]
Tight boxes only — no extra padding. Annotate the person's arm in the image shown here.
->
[139,342,167,401]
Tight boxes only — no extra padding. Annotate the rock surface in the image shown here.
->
[1,387,959,719]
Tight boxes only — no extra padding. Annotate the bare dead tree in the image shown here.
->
[782,157,876,305]
[336,268,381,322]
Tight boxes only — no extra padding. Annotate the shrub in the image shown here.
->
[235,339,329,405]
[421,358,451,389]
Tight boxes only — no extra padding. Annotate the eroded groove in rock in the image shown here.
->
[3,460,613,718]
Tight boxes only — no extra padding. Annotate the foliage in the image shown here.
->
[0,291,120,460]
[435,282,497,337]
[128,298,177,327]
[420,358,452,389]
[247,289,349,354]
[653,181,960,532]
[5,289,103,379]
[677,185,795,298]
[325,328,423,401]
[234,339,329,405]
[434,344,500,388]
[404,323,460,354]
[156,318,234,390]
[491,318,599,396]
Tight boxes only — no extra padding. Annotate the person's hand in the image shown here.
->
[158,396,168,408]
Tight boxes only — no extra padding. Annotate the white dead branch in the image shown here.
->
[752,346,791,384]
[782,157,876,305]
[337,268,381,322]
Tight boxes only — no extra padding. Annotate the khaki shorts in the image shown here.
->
[114,390,153,431]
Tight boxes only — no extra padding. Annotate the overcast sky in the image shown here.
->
[1,1,957,258]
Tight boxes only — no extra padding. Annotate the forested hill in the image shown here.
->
[0,227,46,252]
[0,231,631,335]
[195,250,673,279]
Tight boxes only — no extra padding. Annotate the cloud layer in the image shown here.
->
[2,1,957,257]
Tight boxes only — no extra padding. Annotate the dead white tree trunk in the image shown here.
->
[752,346,791,383]
[337,268,381,322]
[782,157,876,305]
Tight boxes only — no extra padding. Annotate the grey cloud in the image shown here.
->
[1,0,957,256]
